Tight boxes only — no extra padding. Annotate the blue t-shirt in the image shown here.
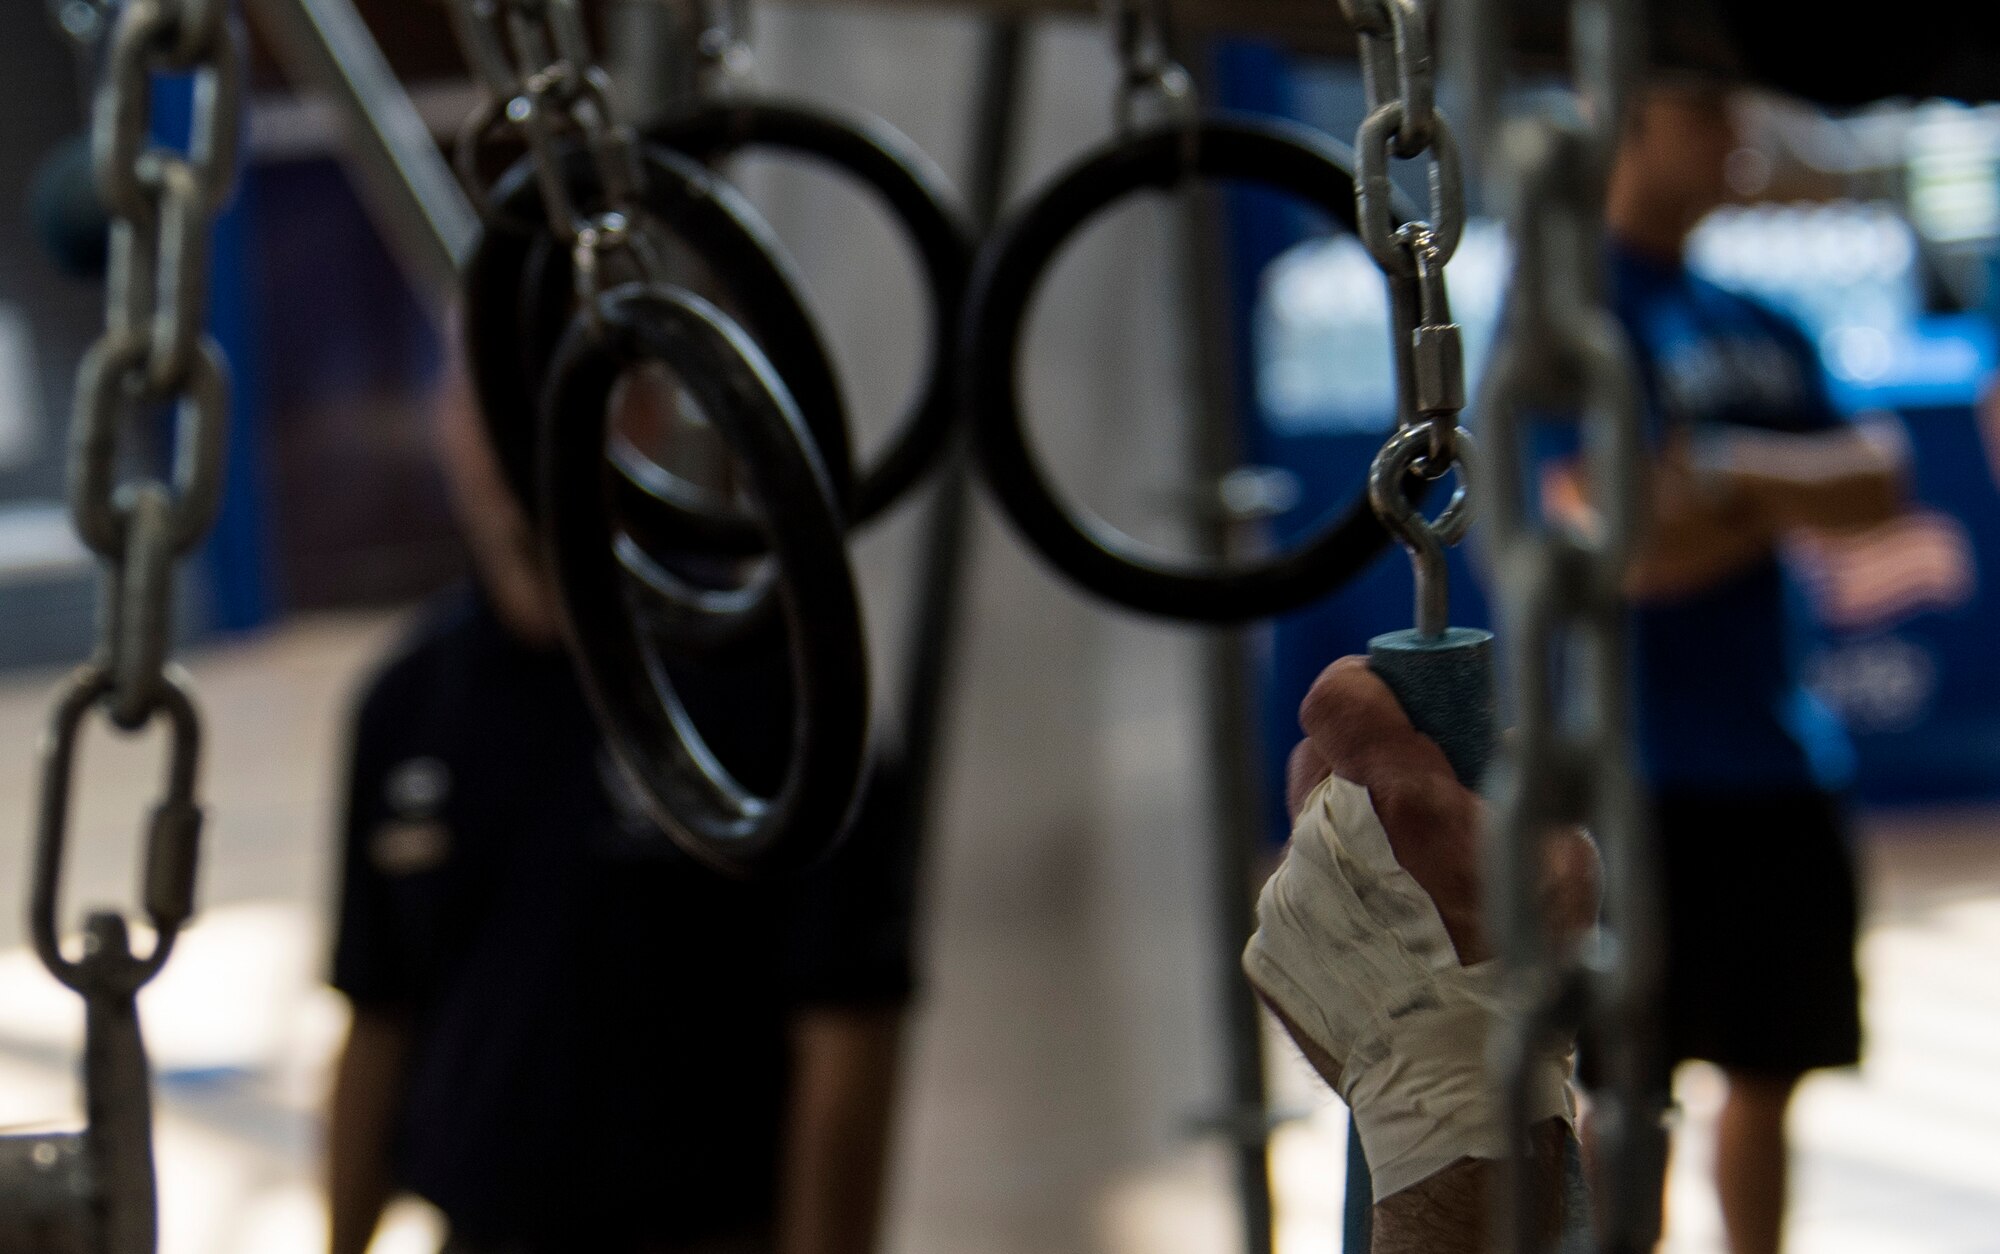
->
[1550,243,1854,794]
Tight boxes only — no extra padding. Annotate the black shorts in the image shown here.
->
[442,1225,772,1254]
[1590,789,1864,1084]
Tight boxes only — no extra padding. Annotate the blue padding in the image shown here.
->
[1368,626,1497,788]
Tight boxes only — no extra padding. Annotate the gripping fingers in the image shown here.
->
[1300,657,1455,791]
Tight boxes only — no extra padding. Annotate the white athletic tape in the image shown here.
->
[1243,774,1575,1200]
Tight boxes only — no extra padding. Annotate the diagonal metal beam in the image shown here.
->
[246,0,480,298]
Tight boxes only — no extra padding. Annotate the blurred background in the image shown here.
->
[0,2,1997,1252]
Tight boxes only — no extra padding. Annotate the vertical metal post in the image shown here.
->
[894,18,1026,841]
[1179,174,1278,1254]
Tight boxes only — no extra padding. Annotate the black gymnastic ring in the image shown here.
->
[964,114,1419,623]
[540,282,870,876]
[464,140,855,550]
[649,98,976,529]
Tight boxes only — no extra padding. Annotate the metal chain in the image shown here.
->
[4,1,239,1248]
[448,0,655,303]
[691,0,756,96]
[47,0,118,109]
[1348,0,1465,278]
[1105,0,1194,132]
[46,0,115,50]
[72,0,237,794]
[1466,1,1663,1251]
[1344,0,1472,638]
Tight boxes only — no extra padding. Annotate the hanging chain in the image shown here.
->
[64,0,235,909]
[47,0,117,106]
[1468,1,1662,1251]
[5,1,239,1248]
[1105,0,1194,132]
[47,0,116,45]
[1345,0,1473,639]
[448,0,660,303]
[691,0,755,96]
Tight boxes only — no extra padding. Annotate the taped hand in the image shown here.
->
[1246,657,1599,1198]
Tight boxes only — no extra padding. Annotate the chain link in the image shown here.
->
[1466,1,1663,1251]
[692,0,757,95]
[448,0,654,305]
[31,668,204,1000]
[10,1,239,1246]
[1105,0,1194,133]
[47,0,115,115]
[1346,0,1463,276]
[47,0,115,46]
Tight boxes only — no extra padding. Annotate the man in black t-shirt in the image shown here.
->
[324,351,917,1254]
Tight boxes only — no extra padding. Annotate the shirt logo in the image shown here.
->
[385,756,452,817]
[371,756,454,875]
[1657,336,1812,424]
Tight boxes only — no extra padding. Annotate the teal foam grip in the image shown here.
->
[1366,626,1497,789]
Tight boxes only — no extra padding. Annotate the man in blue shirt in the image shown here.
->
[1543,80,1908,1254]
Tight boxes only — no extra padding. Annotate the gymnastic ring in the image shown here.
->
[649,98,976,528]
[964,113,1419,623]
[510,232,787,596]
[464,140,854,550]
[540,282,870,876]
[466,160,786,655]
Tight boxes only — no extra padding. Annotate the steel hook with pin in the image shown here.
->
[1365,424,1495,787]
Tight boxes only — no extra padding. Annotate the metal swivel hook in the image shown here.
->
[1105,0,1196,148]
[694,0,755,94]
[1368,422,1475,640]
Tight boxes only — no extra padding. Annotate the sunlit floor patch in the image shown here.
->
[0,900,401,1254]
[0,901,324,1074]
[1639,859,2000,1254]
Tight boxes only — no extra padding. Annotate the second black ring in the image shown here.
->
[539,282,871,876]
[964,113,1420,623]
[650,98,977,529]
[465,139,854,554]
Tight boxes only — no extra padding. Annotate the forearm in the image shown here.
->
[777,1007,905,1254]
[1550,424,1906,601]
[1625,485,1776,601]
[1261,991,1572,1251]
[326,1008,412,1254]
[1706,424,1906,533]
[1728,465,1902,532]
[1545,458,1777,602]
[1372,1119,1570,1254]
